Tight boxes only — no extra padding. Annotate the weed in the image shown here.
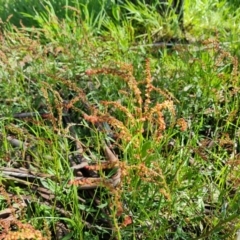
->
[0,0,239,239]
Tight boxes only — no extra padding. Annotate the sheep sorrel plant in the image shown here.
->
[0,186,50,240]
[85,59,188,236]
[85,59,181,143]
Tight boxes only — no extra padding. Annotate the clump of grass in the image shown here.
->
[0,0,240,239]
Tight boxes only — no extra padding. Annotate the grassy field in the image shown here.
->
[0,0,239,239]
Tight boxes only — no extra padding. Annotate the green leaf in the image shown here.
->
[97,202,108,209]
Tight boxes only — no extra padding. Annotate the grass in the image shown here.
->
[0,0,239,239]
